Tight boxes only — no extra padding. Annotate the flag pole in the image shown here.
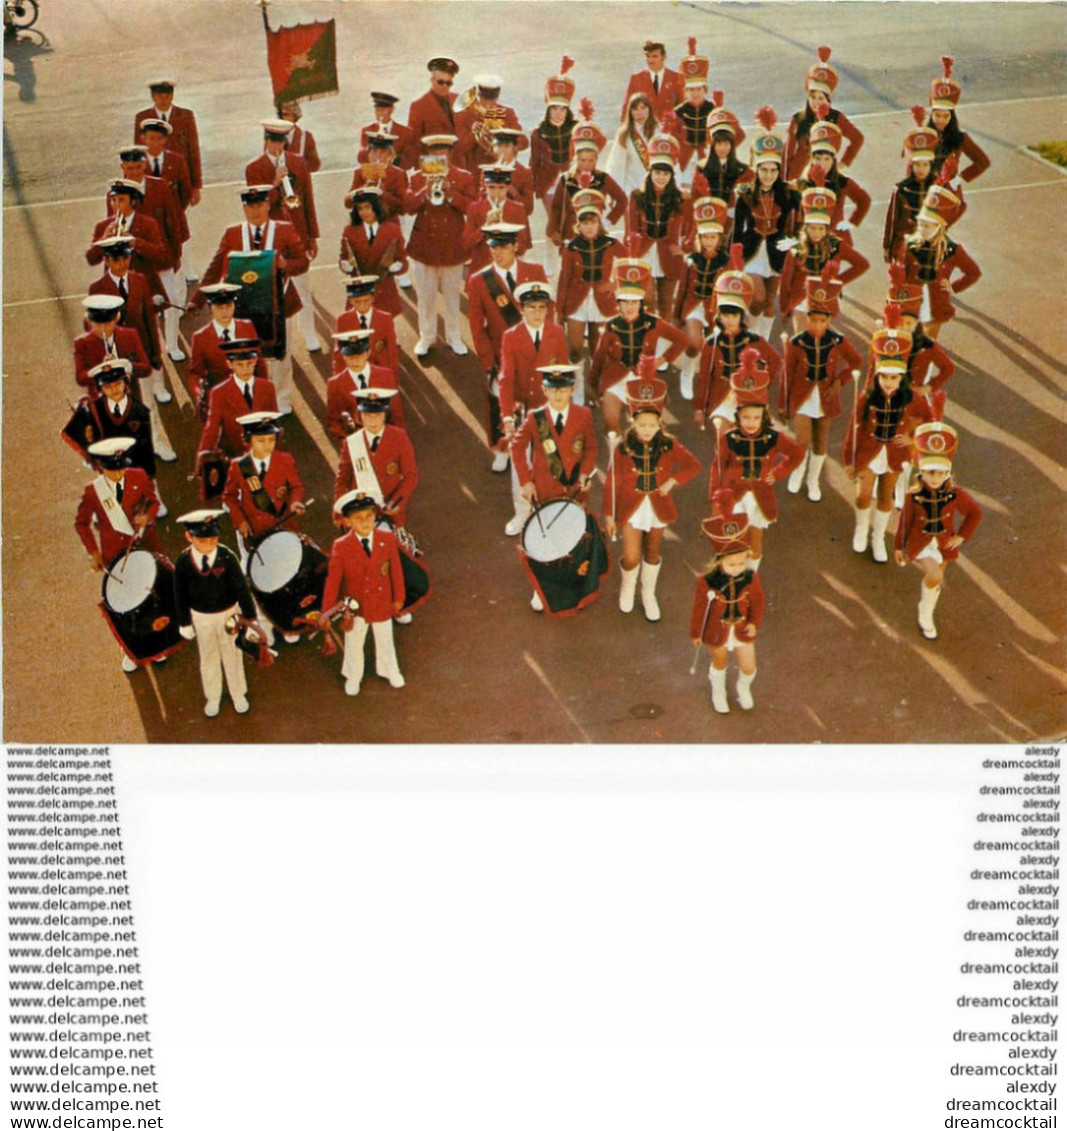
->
[258,0,270,32]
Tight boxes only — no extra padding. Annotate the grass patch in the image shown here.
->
[1032,141,1067,168]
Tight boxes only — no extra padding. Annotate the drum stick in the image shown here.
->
[544,498,571,532]
[530,491,546,536]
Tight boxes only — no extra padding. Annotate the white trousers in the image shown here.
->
[409,260,464,344]
[268,315,298,411]
[342,616,401,687]
[292,271,318,344]
[191,605,247,704]
[159,267,184,353]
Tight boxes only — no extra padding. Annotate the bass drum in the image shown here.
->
[100,550,184,664]
[246,530,329,633]
[518,499,610,618]
[376,520,432,615]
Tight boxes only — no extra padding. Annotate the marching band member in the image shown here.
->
[460,166,532,272]
[780,271,863,502]
[466,224,550,471]
[454,73,527,175]
[732,107,801,340]
[404,133,478,358]
[794,106,872,248]
[693,244,783,428]
[894,423,982,640]
[547,106,627,249]
[927,55,991,183]
[690,511,765,713]
[709,351,805,572]
[671,38,714,174]
[327,329,404,438]
[86,179,168,302]
[348,133,408,221]
[531,57,578,204]
[902,163,981,341]
[222,412,306,545]
[490,127,536,216]
[187,283,267,418]
[322,491,407,695]
[199,338,279,457]
[588,249,689,435]
[883,108,943,264]
[334,389,419,530]
[690,93,751,206]
[173,509,262,717]
[619,39,685,123]
[138,118,193,224]
[886,266,955,398]
[783,46,865,181]
[276,100,321,173]
[332,275,402,375]
[674,197,730,399]
[75,437,164,674]
[339,187,408,316]
[604,371,701,621]
[407,55,462,147]
[500,282,569,534]
[134,79,203,210]
[74,295,151,393]
[359,91,416,171]
[246,118,321,352]
[842,307,935,562]
[605,93,659,197]
[193,184,310,414]
[777,168,869,334]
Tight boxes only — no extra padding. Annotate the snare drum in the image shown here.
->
[100,550,184,664]
[375,520,432,615]
[246,530,329,633]
[518,499,610,618]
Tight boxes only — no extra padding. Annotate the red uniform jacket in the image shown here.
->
[529,129,571,201]
[87,211,168,296]
[188,318,268,408]
[937,132,991,184]
[691,161,755,210]
[499,321,570,419]
[842,388,934,474]
[497,161,535,216]
[326,363,404,438]
[74,468,161,566]
[778,238,870,317]
[200,377,279,455]
[605,432,701,526]
[673,249,729,323]
[709,426,806,522]
[902,238,981,324]
[286,126,321,173]
[785,108,864,181]
[222,450,306,538]
[548,169,628,243]
[74,327,151,391]
[88,269,162,371]
[557,237,621,321]
[143,149,193,221]
[245,152,320,247]
[406,89,459,147]
[895,482,982,561]
[340,222,408,316]
[460,198,532,272]
[625,191,691,281]
[134,105,202,190]
[511,404,599,501]
[620,68,686,123]
[322,527,405,623]
[404,167,478,266]
[467,261,549,370]
[590,315,690,396]
[780,330,863,420]
[332,307,400,374]
[695,330,783,418]
[197,220,309,318]
[359,119,417,170]
[106,176,184,267]
[690,568,765,648]
[453,103,527,175]
[348,161,408,221]
[907,336,955,394]
[334,425,419,527]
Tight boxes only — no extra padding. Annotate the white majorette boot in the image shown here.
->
[639,559,662,622]
[679,352,697,401]
[787,449,809,494]
[852,503,873,553]
[736,668,756,710]
[618,563,639,613]
[806,453,826,502]
[918,583,941,640]
[709,666,729,713]
[870,508,892,563]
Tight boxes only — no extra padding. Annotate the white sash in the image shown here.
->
[92,476,135,537]
[344,430,385,505]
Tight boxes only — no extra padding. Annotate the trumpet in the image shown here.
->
[277,157,301,209]
[420,154,449,206]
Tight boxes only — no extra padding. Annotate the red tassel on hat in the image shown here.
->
[941,55,954,78]
[636,355,659,380]
[815,100,831,121]
[817,45,832,64]
[625,231,643,258]
[937,154,959,185]
[577,170,593,189]
[821,259,839,283]
[737,347,760,377]
[560,55,575,75]
[888,261,906,288]
[712,89,723,108]
[911,104,927,127]
[809,164,827,188]
[754,105,777,132]
[930,389,947,421]
[711,488,736,518]
[688,36,697,56]
[660,108,678,133]
[883,302,902,330]
[579,96,594,122]
[728,242,745,272]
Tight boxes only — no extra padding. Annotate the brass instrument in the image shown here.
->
[420,154,449,206]
[359,160,389,185]
[277,156,301,209]
[455,85,509,154]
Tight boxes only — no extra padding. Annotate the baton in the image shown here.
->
[690,590,716,674]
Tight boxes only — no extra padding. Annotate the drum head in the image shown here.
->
[103,551,158,614]
[521,500,588,563]
[248,530,303,593]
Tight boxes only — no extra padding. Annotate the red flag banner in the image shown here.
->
[265,18,339,105]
